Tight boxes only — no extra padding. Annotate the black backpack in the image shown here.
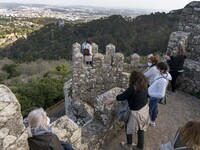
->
[83,48,90,56]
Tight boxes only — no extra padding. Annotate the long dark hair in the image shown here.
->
[129,70,147,91]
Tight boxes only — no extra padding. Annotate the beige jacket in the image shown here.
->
[127,104,150,134]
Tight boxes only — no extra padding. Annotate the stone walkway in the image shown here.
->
[99,91,200,150]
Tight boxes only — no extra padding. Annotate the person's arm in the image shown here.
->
[144,67,153,78]
[104,87,134,105]
[116,86,135,101]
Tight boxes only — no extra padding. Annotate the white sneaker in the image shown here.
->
[149,121,156,127]
[120,142,136,150]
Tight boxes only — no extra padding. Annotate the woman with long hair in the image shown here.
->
[174,121,200,149]
[161,121,200,150]
[104,71,149,150]
[165,42,186,92]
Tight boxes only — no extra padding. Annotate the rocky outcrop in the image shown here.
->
[0,85,29,150]
[167,1,200,93]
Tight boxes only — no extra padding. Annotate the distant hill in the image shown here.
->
[1,11,180,62]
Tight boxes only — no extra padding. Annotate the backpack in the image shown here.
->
[83,48,90,56]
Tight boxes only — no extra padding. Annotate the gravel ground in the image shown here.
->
[99,91,200,150]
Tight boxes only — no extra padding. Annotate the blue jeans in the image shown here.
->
[149,97,161,122]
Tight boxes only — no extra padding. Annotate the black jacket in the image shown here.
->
[168,55,186,71]
[116,86,148,111]
[28,132,65,150]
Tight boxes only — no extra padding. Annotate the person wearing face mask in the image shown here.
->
[27,108,74,150]
[144,54,160,86]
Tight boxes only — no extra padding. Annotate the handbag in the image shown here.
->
[117,87,136,122]
[159,93,168,105]
[117,100,130,122]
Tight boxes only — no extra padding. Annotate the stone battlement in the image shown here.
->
[72,42,142,106]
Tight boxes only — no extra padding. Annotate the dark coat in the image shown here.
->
[28,132,65,150]
[167,55,186,71]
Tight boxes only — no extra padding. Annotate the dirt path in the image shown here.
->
[100,91,200,150]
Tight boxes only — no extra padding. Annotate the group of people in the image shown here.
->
[25,42,197,150]
[104,43,200,150]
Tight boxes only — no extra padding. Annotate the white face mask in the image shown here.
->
[147,62,152,66]
[46,117,50,125]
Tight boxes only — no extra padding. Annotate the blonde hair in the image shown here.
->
[177,42,185,56]
[179,121,200,149]
[27,108,48,137]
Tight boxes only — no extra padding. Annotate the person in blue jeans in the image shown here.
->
[148,62,172,126]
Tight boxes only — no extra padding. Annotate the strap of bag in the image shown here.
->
[154,73,168,82]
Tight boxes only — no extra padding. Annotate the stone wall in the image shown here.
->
[1,83,125,150]
[61,42,143,149]
[72,42,142,106]
[0,85,29,150]
[2,2,200,150]
[167,1,200,93]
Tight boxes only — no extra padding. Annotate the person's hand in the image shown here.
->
[104,99,115,105]
[163,55,170,60]
[120,88,125,92]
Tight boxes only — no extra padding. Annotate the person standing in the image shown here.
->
[164,43,186,92]
[104,71,149,150]
[148,62,172,127]
[144,54,160,86]
[82,39,93,65]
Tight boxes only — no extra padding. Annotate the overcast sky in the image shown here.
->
[0,0,195,12]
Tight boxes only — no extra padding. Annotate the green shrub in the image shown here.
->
[2,63,21,79]
[13,77,66,117]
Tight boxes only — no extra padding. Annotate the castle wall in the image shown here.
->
[0,85,29,150]
[72,42,141,106]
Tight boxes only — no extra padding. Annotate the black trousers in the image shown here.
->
[125,124,144,149]
[86,61,92,65]
[170,70,182,92]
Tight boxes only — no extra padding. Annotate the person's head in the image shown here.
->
[129,70,147,91]
[156,62,168,74]
[177,42,185,56]
[179,121,200,149]
[86,39,92,45]
[148,54,159,66]
[28,108,50,129]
